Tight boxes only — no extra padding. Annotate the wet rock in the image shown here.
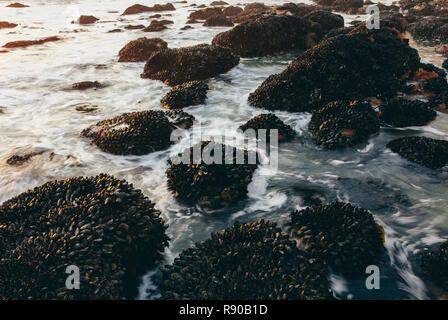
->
[72,81,103,90]
[423,76,448,95]
[141,44,239,86]
[436,44,448,57]
[223,6,243,17]
[211,1,228,5]
[287,201,386,278]
[308,100,379,149]
[248,28,420,112]
[443,59,448,70]
[428,91,448,111]
[122,3,176,15]
[166,141,258,209]
[3,36,60,48]
[143,20,172,32]
[161,80,209,110]
[78,15,98,24]
[400,0,448,18]
[6,2,29,8]
[107,28,123,33]
[75,104,99,113]
[407,17,448,43]
[314,0,363,14]
[159,220,333,299]
[304,10,345,38]
[203,15,234,27]
[0,21,17,29]
[124,24,145,30]
[6,151,45,166]
[387,136,448,169]
[0,174,169,299]
[81,110,193,156]
[118,37,168,62]
[239,114,296,142]
[189,7,223,20]
[378,98,437,127]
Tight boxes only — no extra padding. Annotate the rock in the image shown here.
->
[189,7,223,20]
[387,136,448,169]
[72,81,103,90]
[428,91,448,111]
[314,0,364,14]
[78,15,98,24]
[122,3,176,15]
[378,98,437,127]
[407,17,448,43]
[238,114,296,142]
[143,20,172,32]
[118,37,168,62]
[141,44,239,86]
[3,36,60,48]
[159,220,333,299]
[0,21,17,29]
[81,110,194,156]
[248,28,420,112]
[443,59,448,70]
[304,10,345,38]
[6,151,45,166]
[211,1,228,5]
[166,141,258,209]
[423,77,448,95]
[203,15,234,27]
[400,0,448,18]
[287,201,386,278]
[6,2,29,8]
[107,29,123,33]
[124,24,145,30]
[223,6,243,17]
[436,44,448,57]
[308,100,380,149]
[161,80,209,109]
[0,174,169,299]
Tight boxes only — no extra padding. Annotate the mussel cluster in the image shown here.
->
[239,113,296,142]
[161,80,209,110]
[0,174,169,299]
[158,220,333,300]
[378,98,437,127]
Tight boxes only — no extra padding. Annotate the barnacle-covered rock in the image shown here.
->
[118,38,168,62]
[287,202,386,278]
[308,101,380,149]
[407,16,448,43]
[378,98,437,127]
[166,141,258,209]
[81,110,194,156]
[161,80,209,110]
[387,136,448,169]
[141,44,239,86]
[248,28,420,112]
[0,174,169,299]
[159,220,333,299]
[239,113,296,142]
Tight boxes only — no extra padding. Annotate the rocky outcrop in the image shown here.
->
[314,0,363,14]
[378,98,437,127]
[223,6,243,17]
[3,36,60,48]
[188,7,222,20]
[239,114,296,142]
[203,15,234,27]
[407,17,448,43]
[0,174,169,299]
[161,80,209,109]
[118,37,168,62]
[141,44,239,86]
[387,136,448,169]
[143,20,173,32]
[122,3,175,15]
[78,15,98,24]
[0,21,17,29]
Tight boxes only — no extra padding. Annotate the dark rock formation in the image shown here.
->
[189,7,222,20]
[166,141,258,209]
[387,136,448,169]
[6,151,46,166]
[407,17,448,43]
[223,6,243,17]
[141,44,239,86]
[3,36,60,48]
[72,81,103,90]
[239,114,296,142]
[6,2,29,8]
[287,202,386,278]
[78,15,98,24]
[428,91,448,111]
[159,220,333,299]
[0,174,169,299]
[203,15,234,27]
[161,80,209,109]
[400,0,448,18]
[314,0,363,14]
[378,98,437,127]
[122,3,176,15]
[417,240,448,298]
[0,21,17,29]
[143,20,173,32]
[443,59,448,70]
[118,37,168,62]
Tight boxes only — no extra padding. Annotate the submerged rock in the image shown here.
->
[72,81,103,90]
[118,37,168,62]
[161,80,209,109]
[378,98,437,127]
[248,28,420,112]
[141,44,239,86]
[159,220,333,299]
[166,141,258,209]
[122,3,175,15]
[308,101,379,149]
[0,21,17,29]
[143,20,173,32]
[0,174,169,299]
[239,113,296,142]
[3,36,60,48]
[387,136,448,169]
[81,110,193,156]
[6,150,46,166]
[287,202,386,278]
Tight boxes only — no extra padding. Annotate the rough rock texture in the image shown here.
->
[314,0,363,14]
[0,21,17,29]
[304,10,345,38]
[203,15,234,27]
[239,114,296,142]
[141,44,239,86]
[308,101,380,149]
[72,81,103,90]
[223,6,243,16]
[428,91,448,111]
[417,240,448,297]
[122,3,176,15]
[400,0,448,18]
[443,59,448,70]
[378,98,437,127]
[81,110,194,156]
[6,151,45,166]
[189,7,222,20]
[0,174,169,299]
[159,220,333,300]
[166,141,258,209]
[407,17,448,43]
[387,136,448,169]
[118,37,168,62]
[423,76,448,95]
[161,80,209,109]
[78,15,98,24]
[287,202,386,278]
[3,36,60,48]
[143,20,173,32]
[248,29,421,112]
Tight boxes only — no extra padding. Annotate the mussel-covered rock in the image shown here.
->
[378,98,437,127]
[118,38,168,62]
[81,110,194,156]
[159,220,333,299]
[287,202,386,278]
[166,141,258,209]
[0,174,169,299]
[387,136,448,169]
[161,80,209,109]
[248,28,420,112]
[308,101,380,149]
[141,44,239,86]
[407,17,448,43]
[239,113,296,142]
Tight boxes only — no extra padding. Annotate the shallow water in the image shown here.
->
[0,0,447,300]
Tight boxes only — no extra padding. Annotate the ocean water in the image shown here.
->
[0,0,447,300]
